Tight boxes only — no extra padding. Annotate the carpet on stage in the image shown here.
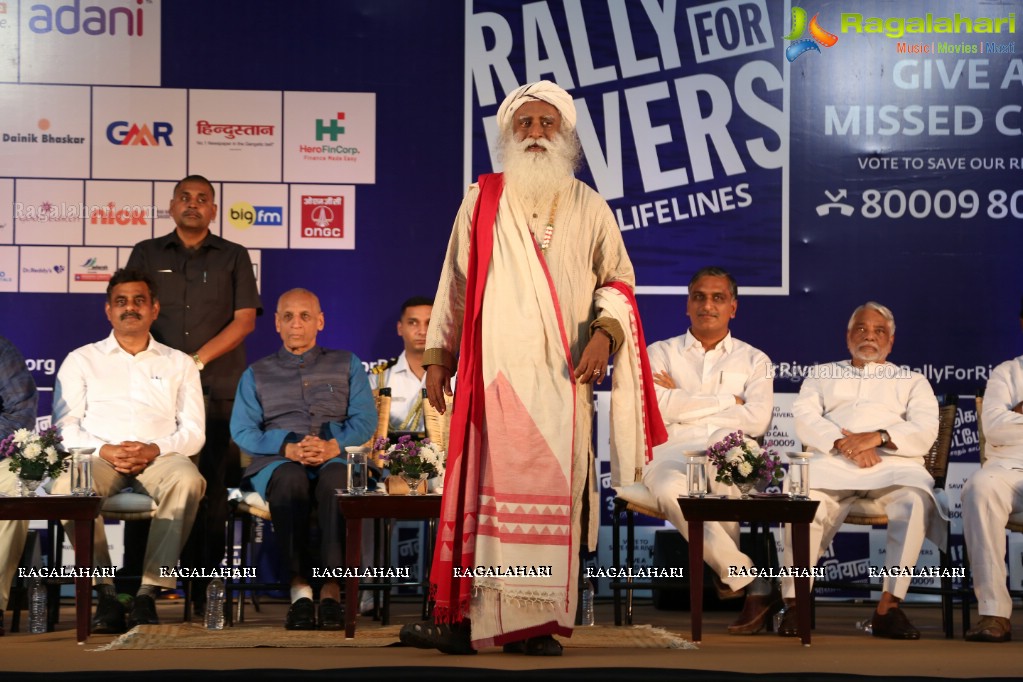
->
[91,623,697,651]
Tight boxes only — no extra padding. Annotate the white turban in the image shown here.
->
[496,80,577,131]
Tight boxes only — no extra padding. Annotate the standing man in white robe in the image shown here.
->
[778,302,941,639]
[400,81,664,656]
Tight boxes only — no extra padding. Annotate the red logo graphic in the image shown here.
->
[301,195,344,238]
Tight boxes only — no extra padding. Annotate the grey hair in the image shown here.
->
[847,301,895,335]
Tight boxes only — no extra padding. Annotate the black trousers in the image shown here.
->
[265,461,346,580]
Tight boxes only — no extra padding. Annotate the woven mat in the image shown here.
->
[92,623,695,651]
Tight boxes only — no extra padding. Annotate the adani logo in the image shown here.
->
[229,203,283,229]
[27,0,146,36]
[106,121,173,146]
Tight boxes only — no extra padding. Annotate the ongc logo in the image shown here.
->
[28,0,146,36]
[106,121,173,146]
[229,203,283,229]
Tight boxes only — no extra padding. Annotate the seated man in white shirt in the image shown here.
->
[371,297,434,434]
[52,269,206,633]
[962,296,1023,643]
[644,267,776,634]
[779,301,941,639]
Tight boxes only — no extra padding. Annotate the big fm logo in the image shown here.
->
[300,196,343,238]
[106,121,173,146]
[27,0,146,36]
[783,7,838,62]
[315,112,345,141]
[228,202,283,229]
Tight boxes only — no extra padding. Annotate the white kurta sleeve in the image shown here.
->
[793,371,843,454]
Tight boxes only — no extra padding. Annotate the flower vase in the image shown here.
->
[400,472,429,496]
[18,475,44,497]
[735,480,756,499]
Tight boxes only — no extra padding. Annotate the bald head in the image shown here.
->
[275,288,324,355]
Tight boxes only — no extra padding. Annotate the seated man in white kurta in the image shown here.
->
[778,301,942,639]
[961,297,1023,643]
[644,267,777,634]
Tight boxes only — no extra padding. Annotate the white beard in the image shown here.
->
[500,132,579,211]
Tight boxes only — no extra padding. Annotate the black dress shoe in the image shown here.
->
[285,597,316,630]
[777,606,799,637]
[727,583,782,634]
[399,619,476,655]
[127,594,159,628]
[92,594,127,634]
[871,607,920,640]
[318,598,343,631]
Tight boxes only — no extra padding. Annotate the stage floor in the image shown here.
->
[1,596,1019,680]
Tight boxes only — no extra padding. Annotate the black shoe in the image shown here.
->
[127,594,159,628]
[727,583,783,635]
[285,597,316,630]
[871,607,920,640]
[776,605,799,638]
[92,594,127,634]
[318,598,343,631]
[399,619,476,655]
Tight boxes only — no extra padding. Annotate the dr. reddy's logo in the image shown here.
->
[783,7,838,62]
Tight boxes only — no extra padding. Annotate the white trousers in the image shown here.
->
[961,464,1023,619]
[0,461,29,610]
[644,455,754,591]
[782,485,932,600]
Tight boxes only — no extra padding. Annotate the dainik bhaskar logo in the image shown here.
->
[784,7,838,61]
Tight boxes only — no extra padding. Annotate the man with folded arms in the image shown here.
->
[961,296,1023,643]
[645,266,777,634]
[0,336,39,637]
[52,269,206,632]
[779,301,941,639]
[231,288,376,630]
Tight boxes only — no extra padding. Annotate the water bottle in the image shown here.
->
[580,578,595,626]
[205,577,225,630]
[29,577,47,634]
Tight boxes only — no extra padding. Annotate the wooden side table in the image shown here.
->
[0,495,104,643]
[336,493,442,638]
[676,496,819,646]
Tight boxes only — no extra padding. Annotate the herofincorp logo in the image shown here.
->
[27,0,146,36]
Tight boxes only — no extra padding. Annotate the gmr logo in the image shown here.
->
[316,112,345,141]
[783,7,838,62]
[106,121,173,146]
[28,0,145,36]
[229,203,283,229]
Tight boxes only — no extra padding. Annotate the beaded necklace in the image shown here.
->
[539,194,559,252]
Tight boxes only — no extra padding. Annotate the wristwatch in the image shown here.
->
[192,353,205,371]
[877,429,890,446]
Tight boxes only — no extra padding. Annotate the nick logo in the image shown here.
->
[106,121,173,146]
[783,7,838,62]
[316,113,345,141]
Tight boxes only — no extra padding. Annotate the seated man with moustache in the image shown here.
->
[644,267,777,635]
[779,302,942,639]
[52,268,206,632]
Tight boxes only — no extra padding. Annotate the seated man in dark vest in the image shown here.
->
[230,288,376,630]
